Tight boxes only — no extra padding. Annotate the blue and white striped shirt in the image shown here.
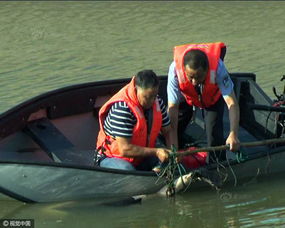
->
[103,96,170,138]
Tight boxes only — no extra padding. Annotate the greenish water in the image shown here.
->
[2,177,285,228]
[1,1,285,114]
[1,1,285,227]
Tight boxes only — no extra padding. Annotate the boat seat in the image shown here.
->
[24,118,91,165]
[93,95,112,119]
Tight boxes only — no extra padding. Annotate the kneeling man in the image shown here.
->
[96,70,173,171]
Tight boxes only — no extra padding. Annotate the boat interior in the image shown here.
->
[0,73,284,167]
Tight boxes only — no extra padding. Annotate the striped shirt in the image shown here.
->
[103,96,170,138]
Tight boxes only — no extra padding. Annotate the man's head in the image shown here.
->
[135,70,159,110]
[183,49,209,86]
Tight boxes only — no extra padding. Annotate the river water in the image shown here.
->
[1,1,285,227]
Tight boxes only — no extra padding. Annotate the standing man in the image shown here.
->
[96,70,174,171]
[167,42,240,162]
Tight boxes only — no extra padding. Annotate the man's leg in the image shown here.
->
[100,157,136,171]
[178,102,193,148]
[205,96,225,162]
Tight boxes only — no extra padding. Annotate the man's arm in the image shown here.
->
[167,103,179,148]
[167,61,182,149]
[116,137,170,163]
[216,59,240,151]
[223,91,240,151]
[161,124,175,148]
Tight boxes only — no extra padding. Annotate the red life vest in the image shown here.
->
[96,77,162,166]
[174,42,226,108]
[179,147,207,169]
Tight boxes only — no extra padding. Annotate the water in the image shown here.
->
[1,1,285,227]
[2,177,285,228]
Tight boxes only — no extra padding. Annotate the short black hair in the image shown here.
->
[183,49,209,71]
[135,70,159,89]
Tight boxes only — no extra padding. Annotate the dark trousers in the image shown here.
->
[178,96,226,161]
[205,96,225,147]
[205,96,226,161]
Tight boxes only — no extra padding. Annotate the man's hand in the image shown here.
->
[156,148,171,162]
[226,132,240,151]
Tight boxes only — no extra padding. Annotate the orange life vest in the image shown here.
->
[174,42,226,108]
[96,77,162,166]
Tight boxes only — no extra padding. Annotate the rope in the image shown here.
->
[156,145,188,197]
[236,149,247,163]
[225,151,237,186]
[157,137,285,197]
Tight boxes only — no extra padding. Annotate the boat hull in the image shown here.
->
[0,162,164,203]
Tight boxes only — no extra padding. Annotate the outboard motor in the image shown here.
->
[273,75,285,137]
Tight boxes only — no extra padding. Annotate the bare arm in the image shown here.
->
[116,136,170,162]
[161,124,175,148]
[223,91,240,151]
[167,102,179,148]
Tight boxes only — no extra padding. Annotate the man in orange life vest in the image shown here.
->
[167,42,240,162]
[96,70,174,171]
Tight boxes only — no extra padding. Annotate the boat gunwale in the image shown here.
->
[0,159,157,176]
[0,77,145,119]
[0,72,256,120]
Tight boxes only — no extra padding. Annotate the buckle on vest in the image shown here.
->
[94,146,106,166]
